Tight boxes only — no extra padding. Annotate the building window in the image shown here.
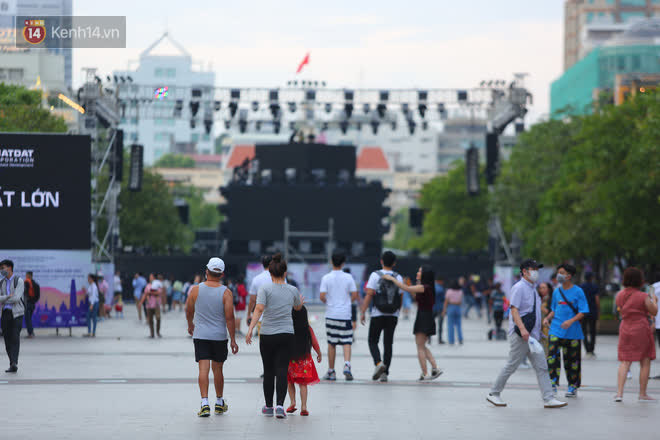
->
[130,132,138,141]
[617,55,626,71]
[0,69,6,80]
[620,11,646,22]
[202,133,210,141]
[621,0,647,6]
[166,68,176,77]
[155,68,164,77]
[191,133,199,143]
[8,68,24,81]
[586,12,594,23]
[131,118,138,125]
[632,54,641,70]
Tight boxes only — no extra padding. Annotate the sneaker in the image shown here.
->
[275,406,286,419]
[262,406,274,417]
[614,396,623,403]
[417,374,426,382]
[627,371,633,380]
[430,368,443,380]
[544,398,568,408]
[215,400,228,414]
[323,370,337,381]
[198,405,211,417]
[379,373,388,383]
[5,365,18,373]
[486,394,507,407]
[372,362,387,381]
[552,385,558,395]
[343,367,354,381]
[565,386,578,398]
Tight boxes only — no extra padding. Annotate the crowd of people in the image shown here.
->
[1,253,659,416]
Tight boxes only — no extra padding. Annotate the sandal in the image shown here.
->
[614,396,623,402]
[286,405,297,413]
[300,410,309,416]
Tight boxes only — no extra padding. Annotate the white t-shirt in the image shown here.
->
[87,282,99,305]
[250,270,272,297]
[113,275,122,293]
[320,270,358,320]
[653,282,660,329]
[366,270,404,318]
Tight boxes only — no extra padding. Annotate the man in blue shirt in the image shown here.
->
[542,264,589,399]
[433,277,446,344]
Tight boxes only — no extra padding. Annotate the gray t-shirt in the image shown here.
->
[257,283,302,335]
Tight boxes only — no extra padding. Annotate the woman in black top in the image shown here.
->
[384,266,443,381]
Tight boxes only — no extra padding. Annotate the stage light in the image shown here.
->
[204,119,213,134]
[269,89,279,101]
[269,103,280,119]
[418,90,428,101]
[174,100,183,117]
[480,80,486,87]
[363,103,370,115]
[418,103,427,118]
[106,75,111,82]
[127,76,133,82]
[402,103,410,116]
[344,89,354,101]
[306,90,316,101]
[325,103,332,114]
[120,76,126,83]
[289,121,296,130]
[228,102,238,118]
[190,101,200,117]
[322,122,329,131]
[190,119,196,129]
[370,120,379,135]
[230,89,240,100]
[274,120,281,134]
[391,120,397,131]
[379,90,389,102]
[356,122,362,131]
[288,102,297,113]
[422,121,428,131]
[252,101,259,112]
[344,103,353,119]
[457,90,468,101]
[255,121,262,131]
[340,120,349,134]
[224,120,231,129]
[113,75,118,83]
[239,118,247,133]
[377,103,387,119]
[407,119,416,135]
[214,101,222,111]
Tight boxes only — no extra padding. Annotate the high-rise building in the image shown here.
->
[564,0,660,71]
[114,33,215,165]
[0,0,73,89]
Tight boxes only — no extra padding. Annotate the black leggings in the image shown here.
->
[260,333,293,407]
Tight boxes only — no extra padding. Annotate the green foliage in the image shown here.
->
[118,168,189,253]
[154,153,195,168]
[0,83,67,133]
[385,209,418,250]
[413,162,489,253]
[494,90,660,273]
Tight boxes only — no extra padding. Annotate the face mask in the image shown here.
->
[528,270,539,282]
[0,270,8,278]
[557,274,567,283]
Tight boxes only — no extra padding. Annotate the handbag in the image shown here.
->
[514,289,537,337]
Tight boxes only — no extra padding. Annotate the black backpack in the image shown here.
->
[373,271,402,314]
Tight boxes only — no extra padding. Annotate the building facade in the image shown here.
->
[114,33,215,165]
[552,18,660,115]
[564,0,660,71]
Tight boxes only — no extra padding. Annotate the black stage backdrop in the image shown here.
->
[0,133,91,249]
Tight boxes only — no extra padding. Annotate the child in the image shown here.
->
[287,306,322,416]
[114,295,124,319]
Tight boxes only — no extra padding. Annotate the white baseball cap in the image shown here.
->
[207,257,225,274]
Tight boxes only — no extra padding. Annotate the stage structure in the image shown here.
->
[219,143,390,261]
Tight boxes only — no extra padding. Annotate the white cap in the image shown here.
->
[206,257,225,274]
[150,279,163,291]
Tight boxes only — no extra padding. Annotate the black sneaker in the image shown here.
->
[5,365,17,373]
[198,405,211,417]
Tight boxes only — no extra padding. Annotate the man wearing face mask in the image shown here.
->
[0,260,25,373]
[542,264,588,398]
[487,259,567,409]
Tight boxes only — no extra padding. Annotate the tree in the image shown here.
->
[385,209,418,251]
[412,162,489,253]
[118,168,189,253]
[0,84,67,133]
[154,153,195,168]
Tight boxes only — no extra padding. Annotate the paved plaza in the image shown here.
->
[1,305,657,439]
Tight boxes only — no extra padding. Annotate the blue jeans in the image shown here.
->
[447,304,463,344]
[87,302,99,335]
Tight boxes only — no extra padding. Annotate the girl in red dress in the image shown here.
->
[287,306,322,416]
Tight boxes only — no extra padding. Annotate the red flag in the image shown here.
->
[296,52,310,74]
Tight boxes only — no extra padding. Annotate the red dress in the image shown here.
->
[287,326,320,385]
[616,288,656,362]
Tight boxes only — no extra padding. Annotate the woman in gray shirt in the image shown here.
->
[246,253,304,419]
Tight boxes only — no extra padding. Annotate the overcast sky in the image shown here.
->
[73,0,564,123]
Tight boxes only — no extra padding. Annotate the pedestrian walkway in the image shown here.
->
[1,306,657,439]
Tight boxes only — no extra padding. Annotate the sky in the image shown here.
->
[73,0,565,123]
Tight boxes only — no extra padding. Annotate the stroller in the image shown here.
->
[487,297,509,341]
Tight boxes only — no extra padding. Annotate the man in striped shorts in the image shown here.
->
[320,251,358,381]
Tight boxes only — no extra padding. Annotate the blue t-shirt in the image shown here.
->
[433,284,445,314]
[550,285,589,340]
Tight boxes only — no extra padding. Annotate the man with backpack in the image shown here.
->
[23,271,40,338]
[360,251,403,383]
[0,260,25,373]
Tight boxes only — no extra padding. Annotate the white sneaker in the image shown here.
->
[627,371,633,380]
[372,363,387,381]
[379,373,388,383]
[487,394,507,407]
[544,398,568,408]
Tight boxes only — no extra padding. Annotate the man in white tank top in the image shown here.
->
[186,257,239,417]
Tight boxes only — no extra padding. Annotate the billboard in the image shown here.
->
[0,133,91,249]
[0,249,92,328]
